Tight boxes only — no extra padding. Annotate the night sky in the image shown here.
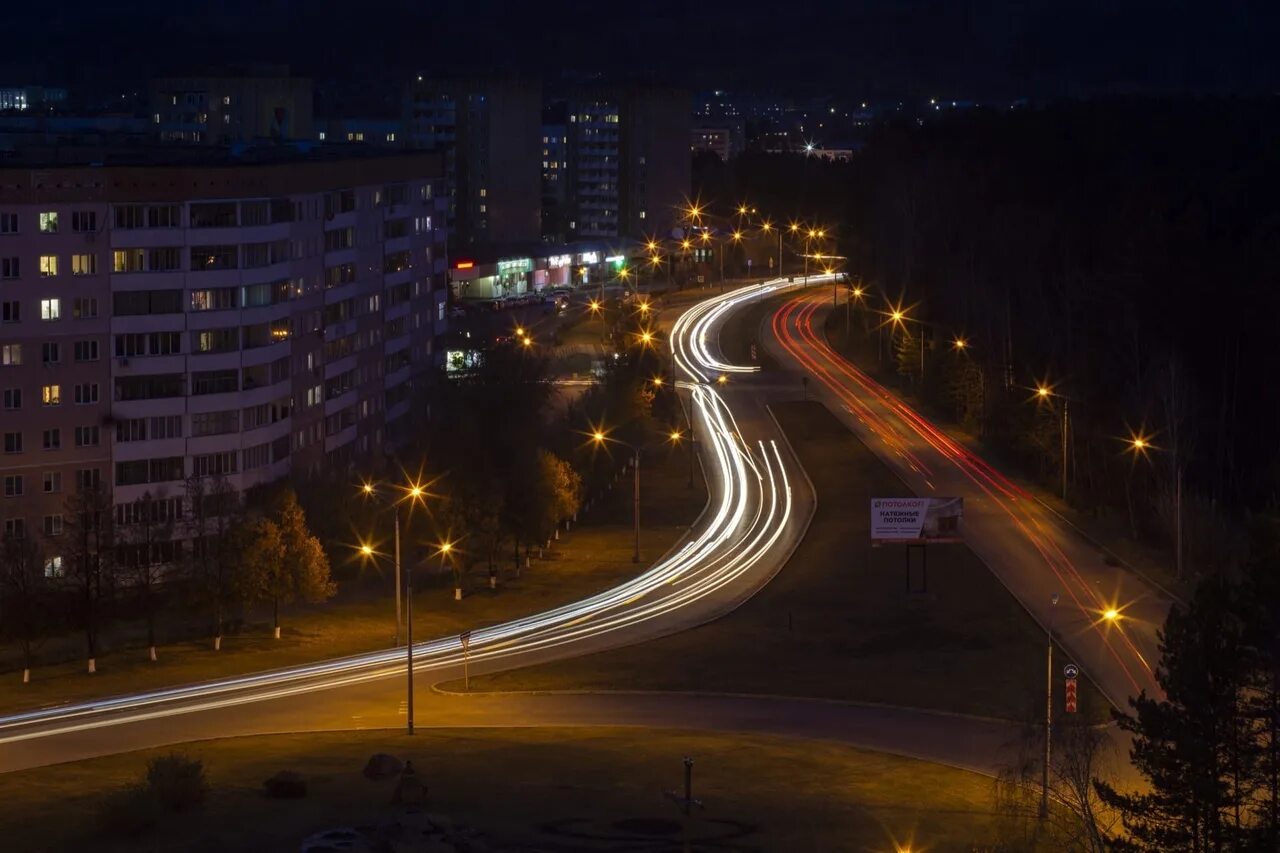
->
[5,0,1277,99]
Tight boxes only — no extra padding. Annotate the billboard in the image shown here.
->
[870,497,964,544]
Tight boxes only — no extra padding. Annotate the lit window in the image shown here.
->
[318,131,326,140]
[39,255,58,277]
[386,132,395,142]
[71,254,96,275]
[42,385,60,406]
[40,298,60,320]
[1,344,21,365]
[479,188,487,197]
[639,211,646,219]
[222,95,231,105]
[38,212,58,233]
[44,556,63,578]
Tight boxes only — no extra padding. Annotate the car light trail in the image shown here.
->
[0,281,818,747]
[772,292,1160,700]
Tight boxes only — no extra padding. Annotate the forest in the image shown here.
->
[701,97,1280,578]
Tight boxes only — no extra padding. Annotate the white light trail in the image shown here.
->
[0,281,812,746]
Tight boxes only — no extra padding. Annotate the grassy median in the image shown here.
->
[0,446,705,717]
[458,400,1110,723]
[0,727,1005,852]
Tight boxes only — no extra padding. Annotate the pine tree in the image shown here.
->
[1096,576,1257,850]
[1239,513,1280,848]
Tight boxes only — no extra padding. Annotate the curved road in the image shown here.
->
[0,280,818,773]
[767,291,1170,710]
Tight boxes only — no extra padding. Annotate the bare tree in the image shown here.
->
[120,489,176,662]
[185,473,239,650]
[0,531,48,683]
[62,483,115,674]
[994,714,1119,851]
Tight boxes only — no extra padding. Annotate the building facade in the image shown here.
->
[0,149,447,574]
[403,78,542,248]
[551,86,690,242]
[149,68,314,145]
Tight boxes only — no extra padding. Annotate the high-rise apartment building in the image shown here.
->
[552,86,690,242]
[149,67,314,145]
[403,77,542,248]
[0,148,447,574]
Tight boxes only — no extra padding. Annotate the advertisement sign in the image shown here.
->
[870,497,964,544]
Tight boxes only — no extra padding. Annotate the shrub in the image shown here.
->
[263,769,307,799]
[96,785,161,838]
[145,753,207,812]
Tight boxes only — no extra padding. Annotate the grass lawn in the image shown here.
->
[459,401,1110,723]
[0,727,1009,852]
[0,446,706,718]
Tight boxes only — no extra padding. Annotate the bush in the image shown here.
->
[96,785,161,839]
[263,769,307,799]
[145,753,207,812]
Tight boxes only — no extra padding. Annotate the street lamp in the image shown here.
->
[1034,384,1070,503]
[591,427,682,562]
[1040,591,1060,820]
[358,479,415,646]
[1125,429,1182,579]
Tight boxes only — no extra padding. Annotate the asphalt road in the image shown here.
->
[765,291,1171,711]
[0,280,816,773]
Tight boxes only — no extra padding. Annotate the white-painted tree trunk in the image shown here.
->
[148,645,157,662]
[22,668,30,684]
[273,626,281,640]
[87,658,96,675]
[214,635,223,651]
[454,587,462,601]
[489,575,496,590]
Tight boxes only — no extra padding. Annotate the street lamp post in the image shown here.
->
[405,547,415,735]
[1034,386,1070,503]
[361,482,409,645]
[1040,592,1059,819]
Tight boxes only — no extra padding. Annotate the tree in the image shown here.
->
[541,449,582,530]
[0,531,48,683]
[186,473,239,650]
[1239,513,1280,847]
[120,490,175,662]
[995,714,1118,851]
[1096,576,1257,850]
[239,490,335,638]
[62,483,115,674]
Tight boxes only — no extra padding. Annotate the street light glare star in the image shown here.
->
[1103,608,1121,622]
[593,430,606,443]
[953,337,968,350]
[360,543,374,556]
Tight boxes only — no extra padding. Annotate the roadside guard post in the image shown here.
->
[1064,663,1079,713]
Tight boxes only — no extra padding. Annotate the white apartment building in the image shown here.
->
[0,148,447,573]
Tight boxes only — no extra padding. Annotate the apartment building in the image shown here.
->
[149,67,313,144]
[403,77,542,248]
[0,147,447,573]
[550,86,691,242]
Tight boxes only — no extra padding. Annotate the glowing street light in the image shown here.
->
[1103,608,1121,623]
[1031,383,1070,502]
[952,336,969,351]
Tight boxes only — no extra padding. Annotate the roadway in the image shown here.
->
[0,280,817,773]
[765,290,1171,710]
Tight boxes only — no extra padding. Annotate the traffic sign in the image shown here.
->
[1065,678,1078,713]
[1063,663,1079,679]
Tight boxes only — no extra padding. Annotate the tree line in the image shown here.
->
[0,481,333,679]
[700,97,1280,581]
